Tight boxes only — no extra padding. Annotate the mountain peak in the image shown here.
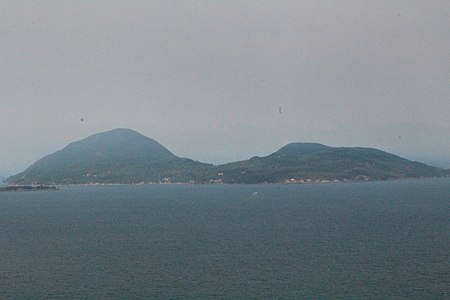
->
[75,128,157,144]
[61,128,175,160]
[273,142,332,156]
[7,128,193,184]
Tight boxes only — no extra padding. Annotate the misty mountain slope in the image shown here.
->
[7,129,448,185]
[216,143,447,183]
[8,128,213,184]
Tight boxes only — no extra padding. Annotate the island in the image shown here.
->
[6,128,449,185]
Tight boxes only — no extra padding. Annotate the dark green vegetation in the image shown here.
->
[7,128,449,185]
[216,143,449,183]
[0,185,57,192]
[8,129,212,185]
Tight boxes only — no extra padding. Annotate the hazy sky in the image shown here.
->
[1,0,449,176]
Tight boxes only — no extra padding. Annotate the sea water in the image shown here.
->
[0,179,448,299]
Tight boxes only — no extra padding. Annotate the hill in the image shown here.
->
[8,128,213,184]
[214,143,448,183]
[7,129,449,184]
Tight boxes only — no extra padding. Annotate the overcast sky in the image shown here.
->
[1,0,449,176]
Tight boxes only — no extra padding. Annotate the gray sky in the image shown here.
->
[1,0,449,176]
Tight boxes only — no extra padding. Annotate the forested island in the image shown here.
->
[6,128,449,185]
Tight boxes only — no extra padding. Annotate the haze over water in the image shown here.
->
[1,178,448,298]
[1,1,449,175]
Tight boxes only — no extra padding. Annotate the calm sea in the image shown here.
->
[0,179,448,299]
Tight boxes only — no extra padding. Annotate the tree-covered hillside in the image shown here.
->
[8,128,213,184]
[215,143,447,183]
[7,129,449,185]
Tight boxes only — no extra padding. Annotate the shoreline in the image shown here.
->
[0,185,58,192]
[9,176,447,188]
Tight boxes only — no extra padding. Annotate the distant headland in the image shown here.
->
[6,128,450,185]
[0,185,58,192]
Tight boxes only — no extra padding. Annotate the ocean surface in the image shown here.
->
[0,179,448,299]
